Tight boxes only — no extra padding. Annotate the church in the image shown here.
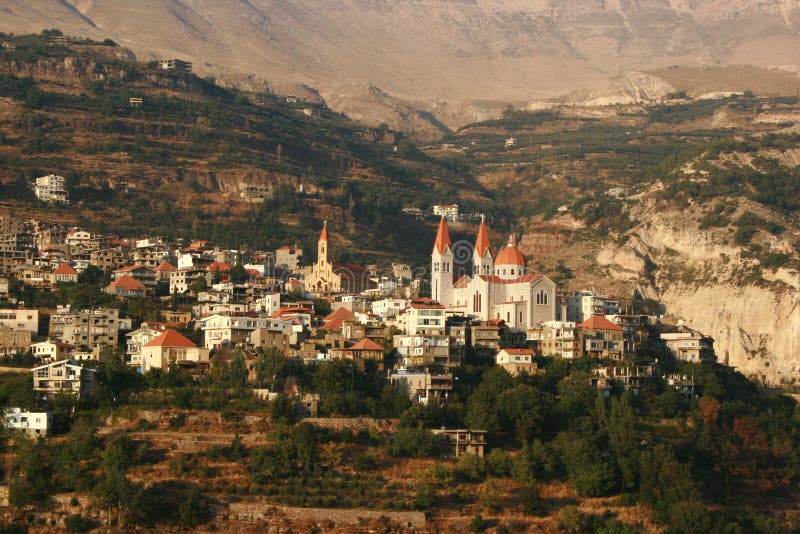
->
[304,222,370,294]
[431,217,557,330]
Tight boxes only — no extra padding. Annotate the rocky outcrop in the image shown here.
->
[596,198,800,385]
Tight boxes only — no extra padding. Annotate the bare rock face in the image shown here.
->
[597,200,800,386]
[1,0,799,129]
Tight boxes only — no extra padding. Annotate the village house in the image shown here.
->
[34,174,69,205]
[105,275,146,297]
[579,314,629,360]
[49,306,119,354]
[140,329,209,373]
[660,322,716,363]
[50,263,78,284]
[564,291,623,323]
[126,322,170,368]
[3,408,53,437]
[31,340,73,362]
[433,203,459,222]
[528,320,580,358]
[0,308,39,332]
[495,348,538,376]
[275,246,303,270]
[32,359,98,399]
[154,260,177,282]
[431,428,487,458]
[389,367,453,405]
[198,314,271,350]
[0,326,32,357]
[113,264,156,290]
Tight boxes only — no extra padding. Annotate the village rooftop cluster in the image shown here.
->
[1,210,717,438]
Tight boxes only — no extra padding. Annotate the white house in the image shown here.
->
[31,340,73,362]
[34,174,69,204]
[4,408,53,437]
[32,359,98,399]
[496,348,537,376]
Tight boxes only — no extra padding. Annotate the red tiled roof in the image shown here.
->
[324,307,356,322]
[155,261,177,272]
[143,329,196,348]
[271,306,313,318]
[107,275,145,291]
[207,262,232,272]
[350,339,384,351]
[501,348,535,355]
[475,219,492,257]
[577,314,623,331]
[53,263,77,275]
[432,217,452,254]
[319,222,329,242]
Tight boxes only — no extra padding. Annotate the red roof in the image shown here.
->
[350,339,384,351]
[155,261,177,272]
[577,315,623,331]
[319,221,330,242]
[53,263,78,275]
[501,348,535,355]
[207,262,231,272]
[475,219,492,257]
[432,217,452,254]
[324,307,356,322]
[495,235,526,267]
[143,329,196,348]
[270,306,313,318]
[107,275,145,291]
[323,307,356,330]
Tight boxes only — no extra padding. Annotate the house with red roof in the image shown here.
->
[331,338,386,370]
[154,260,177,282]
[140,329,209,373]
[50,263,78,284]
[577,314,627,360]
[105,275,146,297]
[113,264,156,290]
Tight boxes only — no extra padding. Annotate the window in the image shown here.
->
[536,290,549,305]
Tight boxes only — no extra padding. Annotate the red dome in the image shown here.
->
[495,236,526,267]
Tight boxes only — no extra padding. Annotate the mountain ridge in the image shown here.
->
[1,0,799,130]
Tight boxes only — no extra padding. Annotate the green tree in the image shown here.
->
[229,262,247,284]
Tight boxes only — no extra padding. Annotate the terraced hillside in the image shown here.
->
[0,33,489,265]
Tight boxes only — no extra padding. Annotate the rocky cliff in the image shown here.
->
[596,194,800,386]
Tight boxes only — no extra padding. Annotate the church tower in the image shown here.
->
[471,217,493,320]
[431,217,453,304]
[318,221,330,266]
[473,217,493,276]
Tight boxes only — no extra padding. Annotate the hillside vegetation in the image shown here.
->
[0,32,488,265]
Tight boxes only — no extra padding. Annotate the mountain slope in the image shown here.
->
[0,36,488,264]
[1,1,799,129]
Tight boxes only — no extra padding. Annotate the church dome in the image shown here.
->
[495,235,526,267]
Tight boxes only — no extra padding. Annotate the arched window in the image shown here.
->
[537,290,548,305]
[434,262,440,272]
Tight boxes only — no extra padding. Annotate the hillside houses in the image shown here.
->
[0,210,724,413]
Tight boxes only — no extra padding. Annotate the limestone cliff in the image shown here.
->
[595,194,800,386]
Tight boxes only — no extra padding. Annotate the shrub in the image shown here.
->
[456,454,486,482]
[468,515,487,533]
[168,413,186,430]
[64,515,97,533]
